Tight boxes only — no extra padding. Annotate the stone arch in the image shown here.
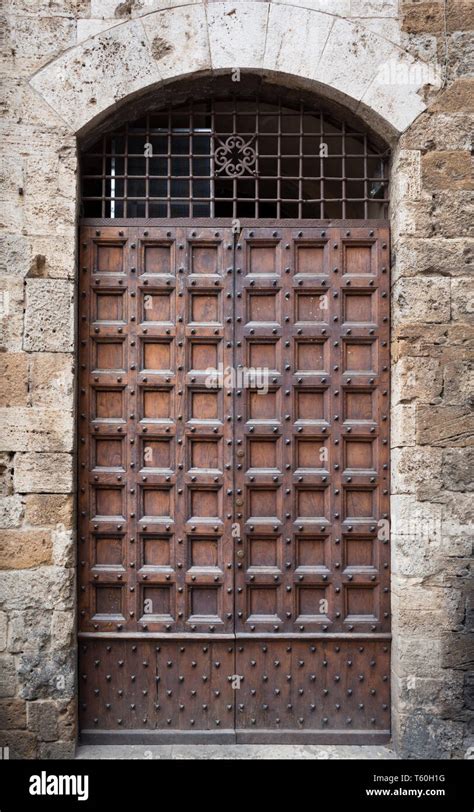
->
[29,1,438,142]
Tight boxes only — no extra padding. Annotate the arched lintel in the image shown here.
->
[77,69,395,154]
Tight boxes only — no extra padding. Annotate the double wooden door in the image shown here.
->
[78,221,390,743]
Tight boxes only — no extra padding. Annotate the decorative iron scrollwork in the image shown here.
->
[214,135,257,177]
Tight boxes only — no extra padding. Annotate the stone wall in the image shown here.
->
[0,0,472,758]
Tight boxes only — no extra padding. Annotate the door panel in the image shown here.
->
[78,221,390,742]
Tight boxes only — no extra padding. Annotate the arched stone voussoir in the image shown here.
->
[29,0,439,137]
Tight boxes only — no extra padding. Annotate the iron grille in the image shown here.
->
[81,97,389,219]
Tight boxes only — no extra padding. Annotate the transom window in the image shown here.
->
[81,97,389,219]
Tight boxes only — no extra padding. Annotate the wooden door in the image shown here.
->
[78,221,390,743]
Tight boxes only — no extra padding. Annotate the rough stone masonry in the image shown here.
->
[0,0,472,759]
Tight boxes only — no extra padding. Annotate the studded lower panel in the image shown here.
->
[79,638,390,742]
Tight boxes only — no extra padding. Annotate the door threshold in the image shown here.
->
[80,729,390,746]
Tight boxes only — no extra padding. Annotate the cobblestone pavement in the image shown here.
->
[76,744,398,760]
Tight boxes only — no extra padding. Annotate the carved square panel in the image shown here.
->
[189,536,219,568]
[95,243,124,273]
[189,439,221,471]
[247,438,279,470]
[295,438,327,471]
[248,244,277,274]
[295,292,326,322]
[248,536,279,568]
[94,535,123,568]
[94,486,123,518]
[190,292,220,323]
[343,536,375,569]
[248,389,278,421]
[142,487,172,519]
[296,586,328,621]
[142,243,172,274]
[296,488,326,519]
[295,340,327,373]
[247,487,278,519]
[343,487,375,520]
[188,587,220,620]
[141,388,172,420]
[142,341,172,371]
[343,291,375,323]
[296,244,325,274]
[94,340,125,371]
[189,488,220,519]
[295,536,326,568]
[344,390,374,421]
[142,438,173,470]
[93,438,124,469]
[190,341,218,371]
[344,585,377,620]
[344,243,374,275]
[247,341,279,371]
[344,438,374,470]
[295,388,327,422]
[141,291,173,322]
[190,390,220,421]
[343,340,375,373]
[94,388,124,420]
[94,290,125,322]
[191,244,219,274]
[248,587,279,620]
[142,535,171,567]
[94,585,123,618]
[141,586,173,620]
[247,292,278,322]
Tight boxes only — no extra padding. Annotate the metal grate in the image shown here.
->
[81,97,389,219]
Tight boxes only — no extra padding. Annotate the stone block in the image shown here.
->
[7,610,51,654]
[38,740,76,759]
[391,446,443,497]
[263,5,333,79]
[393,278,451,325]
[142,4,211,81]
[24,280,74,352]
[0,567,74,612]
[0,454,14,497]
[24,494,73,528]
[0,612,7,651]
[18,649,76,701]
[29,353,74,410]
[451,277,474,320]
[0,408,73,452]
[431,191,474,237]
[0,529,53,570]
[416,404,474,446]
[0,354,28,407]
[207,1,267,70]
[442,358,474,405]
[6,15,76,74]
[52,525,75,568]
[0,495,24,529]
[27,700,58,741]
[391,356,443,404]
[0,730,37,759]
[393,238,473,281]
[391,402,416,447]
[0,234,30,278]
[0,277,24,353]
[0,699,27,730]
[422,150,473,191]
[430,77,474,112]
[394,711,465,758]
[442,448,474,491]
[0,656,17,698]
[446,0,474,32]
[51,611,75,650]
[25,235,76,280]
[13,453,73,494]
[401,1,444,35]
